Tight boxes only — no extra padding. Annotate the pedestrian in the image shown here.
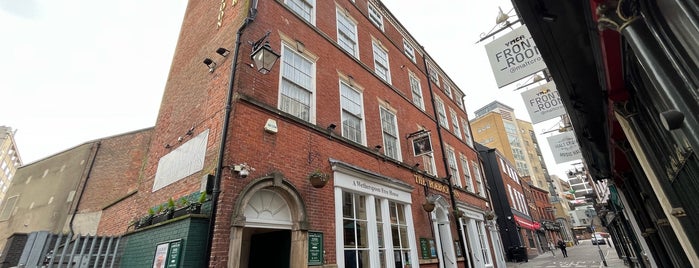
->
[557,239,568,257]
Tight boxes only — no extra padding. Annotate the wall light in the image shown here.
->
[203,58,217,73]
[250,32,281,74]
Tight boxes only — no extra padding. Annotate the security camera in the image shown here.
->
[239,168,249,178]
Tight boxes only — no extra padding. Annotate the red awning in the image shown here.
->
[514,215,541,230]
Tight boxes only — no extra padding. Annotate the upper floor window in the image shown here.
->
[435,97,449,129]
[409,73,424,110]
[423,153,437,176]
[380,107,401,160]
[285,0,314,24]
[368,4,384,31]
[454,91,465,111]
[341,81,365,144]
[473,161,485,196]
[372,41,391,83]
[336,9,358,57]
[403,39,416,63]
[443,83,453,99]
[461,118,474,147]
[450,108,461,139]
[460,155,474,192]
[279,45,315,122]
[428,64,440,86]
[446,146,460,187]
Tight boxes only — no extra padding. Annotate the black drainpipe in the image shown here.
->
[69,141,101,235]
[205,2,258,266]
[421,55,469,260]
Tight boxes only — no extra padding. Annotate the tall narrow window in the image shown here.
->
[372,42,391,83]
[422,153,437,175]
[375,199,387,267]
[435,98,449,129]
[390,201,411,268]
[428,64,440,86]
[380,107,401,160]
[446,146,460,187]
[473,161,484,196]
[450,108,461,139]
[461,118,474,147]
[336,9,358,57]
[460,155,474,191]
[443,83,453,99]
[403,39,415,63]
[454,91,465,110]
[285,0,314,23]
[341,82,364,144]
[409,73,424,110]
[477,221,492,265]
[280,46,314,122]
[368,4,384,30]
[342,192,370,268]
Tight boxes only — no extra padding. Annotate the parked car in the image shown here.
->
[591,233,606,245]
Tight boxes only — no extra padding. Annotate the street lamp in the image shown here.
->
[250,32,281,74]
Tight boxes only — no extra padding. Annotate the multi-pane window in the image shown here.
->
[454,91,465,110]
[337,9,358,57]
[443,83,453,99]
[450,108,461,139]
[380,107,401,160]
[285,0,314,23]
[368,4,384,30]
[460,155,474,191]
[403,39,416,63]
[375,199,387,268]
[446,147,460,187]
[477,221,492,265]
[461,118,474,147]
[280,46,314,122]
[343,192,370,268]
[422,153,437,175]
[473,161,485,196]
[389,201,411,268]
[341,82,364,144]
[435,98,449,129]
[372,42,391,83]
[409,73,424,110]
[428,64,440,86]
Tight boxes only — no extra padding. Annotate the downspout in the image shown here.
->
[422,55,469,260]
[69,141,101,235]
[205,1,258,266]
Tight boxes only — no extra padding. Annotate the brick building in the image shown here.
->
[96,0,502,267]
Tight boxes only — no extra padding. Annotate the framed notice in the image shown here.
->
[153,240,182,268]
[412,134,433,156]
[153,243,169,268]
[308,232,324,265]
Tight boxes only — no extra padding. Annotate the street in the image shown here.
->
[506,239,627,267]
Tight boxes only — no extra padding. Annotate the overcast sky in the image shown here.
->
[0,0,575,179]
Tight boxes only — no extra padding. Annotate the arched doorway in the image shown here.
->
[431,196,457,268]
[228,173,309,268]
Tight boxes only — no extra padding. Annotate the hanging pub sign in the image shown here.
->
[547,131,582,164]
[408,130,433,157]
[485,25,547,88]
[521,81,566,124]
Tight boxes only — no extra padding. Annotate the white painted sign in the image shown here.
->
[547,131,582,164]
[334,172,411,203]
[485,25,547,88]
[521,81,566,124]
[153,129,209,191]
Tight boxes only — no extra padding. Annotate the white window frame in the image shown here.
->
[367,4,384,31]
[460,155,474,192]
[403,39,416,63]
[446,146,461,187]
[379,107,401,161]
[443,82,453,99]
[473,161,485,197]
[435,97,449,129]
[372,41,391,83]
[340,81,365,144]
[409,72,424,110]
[285,0,315,24]
[336,8,359,58]
[422,153,437,176]
[450,108,462,139]
[428,64,440,86]
[279,44,316,123]
[461,118,474,147]
[454,91,465,110]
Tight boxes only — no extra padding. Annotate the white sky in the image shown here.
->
[0,0,575,179]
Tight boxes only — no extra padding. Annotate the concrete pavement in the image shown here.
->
[505,240,627,267]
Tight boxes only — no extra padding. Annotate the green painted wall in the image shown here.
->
[119,216,209,267]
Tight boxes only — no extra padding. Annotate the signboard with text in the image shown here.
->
[485,25,547,88]
[521,81,566,124]
[308,232,323,265]
[547,131,582,163]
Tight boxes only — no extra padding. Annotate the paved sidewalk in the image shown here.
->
[504,242,628,267]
